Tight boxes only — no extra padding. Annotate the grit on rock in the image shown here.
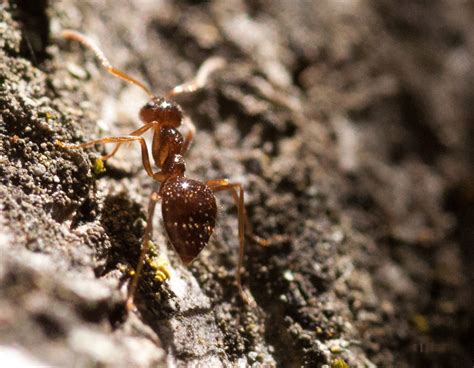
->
[0,1,473,367]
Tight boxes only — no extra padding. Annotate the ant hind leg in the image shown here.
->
[208,179,289,305]
[126,191,161,312]
[208,179,252,305]
[208,180,287,247]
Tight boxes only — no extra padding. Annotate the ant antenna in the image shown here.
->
[167,57,226,97]
[62,30,155,98]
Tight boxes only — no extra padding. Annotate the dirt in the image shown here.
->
[0,0,473,367]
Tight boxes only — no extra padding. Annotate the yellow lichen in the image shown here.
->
[117,263,135,276]
[412,314,429,334]
[149,254,171,283]
[330,346,342,354]
[93,158,106,175]
[146,240,158,257]
[331,357,349,368]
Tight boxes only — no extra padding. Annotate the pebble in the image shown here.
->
[283,269,295,281]
[32,163,46,176]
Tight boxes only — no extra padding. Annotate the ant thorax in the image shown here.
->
[152,126,185,168]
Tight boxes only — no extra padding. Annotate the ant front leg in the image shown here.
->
[101,121,160,161]
[126,191,161,312]
[56,134,155,177]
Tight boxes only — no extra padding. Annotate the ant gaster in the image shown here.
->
[57,30,281,311]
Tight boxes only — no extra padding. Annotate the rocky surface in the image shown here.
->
[1,0,473,367]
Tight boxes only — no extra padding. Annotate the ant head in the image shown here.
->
[162,154,186,176]
[140,97,183,127]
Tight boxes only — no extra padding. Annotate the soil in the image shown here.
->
[1,0,473,367]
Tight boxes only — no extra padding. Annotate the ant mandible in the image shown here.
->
[56,30,279,311]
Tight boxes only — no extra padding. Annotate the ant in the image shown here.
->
[56,30,283,311]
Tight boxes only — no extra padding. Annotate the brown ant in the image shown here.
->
[56,30,283,311]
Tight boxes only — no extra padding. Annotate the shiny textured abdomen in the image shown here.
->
[160,177,217,264]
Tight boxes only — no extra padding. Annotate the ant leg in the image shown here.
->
[208,179,288,304]
[166,57,226,97]
[62,30,155,98]
[56,135,155,177]
[126,191,161,312]
[207,180,250,303]
[101,121,160,160]
[207,179,285,247]
[181,117,196,155]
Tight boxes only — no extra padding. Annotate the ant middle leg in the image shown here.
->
[126,191,161,312]
[56,135,155,177]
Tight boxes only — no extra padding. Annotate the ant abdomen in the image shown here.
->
[160,177,217,265]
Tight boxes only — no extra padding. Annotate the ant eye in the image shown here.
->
[145,101,156,108]
[140,99,159,122]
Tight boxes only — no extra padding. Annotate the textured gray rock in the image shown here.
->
[1,0,472,367]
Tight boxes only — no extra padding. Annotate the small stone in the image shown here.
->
[248,351,258,362]
[67,62,88,79]
[330,345,342,354]
[32,164,46,176]
[283,270,295,281]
